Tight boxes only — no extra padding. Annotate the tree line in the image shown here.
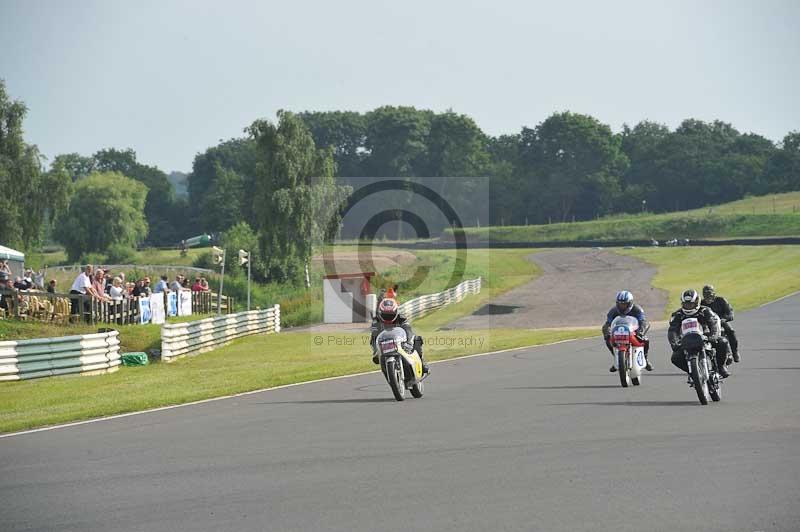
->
[2,78,799,284]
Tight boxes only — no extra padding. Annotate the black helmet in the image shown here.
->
[681,289,700,315]
[702,284,716,304]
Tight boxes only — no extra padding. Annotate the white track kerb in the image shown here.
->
[2,290,795,439]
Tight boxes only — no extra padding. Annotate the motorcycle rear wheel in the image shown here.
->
[690,359,709,405]
[386,359,405,401]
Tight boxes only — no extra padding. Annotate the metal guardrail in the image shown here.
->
[0,330,121,381]
[398,278,481,320]
[160,305,281,362]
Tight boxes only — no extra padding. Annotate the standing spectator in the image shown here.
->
[199,277,210,291]
[154,275,169,293]
[142,277,152,296]
[0,260,11,283]
[13,276,31,291]
[69,265,97,318]
[23,269,34,287]
[109,277,125,301]
[191,277,203,291]
[93,270,110,301]
[181,276,190,289]
[1,278,16,315]
[170,274,184,292]
[47,279,57,293]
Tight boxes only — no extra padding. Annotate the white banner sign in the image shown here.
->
[178,291,192,316]
[138,296,151,324]
[150,294,166,325]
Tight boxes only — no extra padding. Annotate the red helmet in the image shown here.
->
[378,298,399,324]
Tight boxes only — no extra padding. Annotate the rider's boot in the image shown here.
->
[718,363,731,379]
[609,365,617,372]
[732,350,741,363]
[372,349,379,365]
[645,354,654,371]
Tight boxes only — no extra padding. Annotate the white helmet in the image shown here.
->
[681,289,700,316]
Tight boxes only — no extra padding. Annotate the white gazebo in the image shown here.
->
[0,245,25,278]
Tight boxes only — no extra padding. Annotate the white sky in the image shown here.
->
[1,0,798,172]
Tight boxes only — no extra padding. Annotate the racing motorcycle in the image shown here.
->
[679,317,722,405]
[375,327,426,401]
[609,315,647,387]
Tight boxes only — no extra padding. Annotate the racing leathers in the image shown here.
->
[704,296,739,360]
[667,306,731,378]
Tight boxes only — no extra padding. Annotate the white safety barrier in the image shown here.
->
[160,305,280,362]
[399,278,481,320]
[0,331,121,381]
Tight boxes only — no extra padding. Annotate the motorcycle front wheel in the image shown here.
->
[411,380,424,398]
[386,359,405,401]
[689,358,709,405]
[617,350,629,388]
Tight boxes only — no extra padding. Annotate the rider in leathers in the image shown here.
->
[668,289,731,379]
[602,290,653,372]
[370,295,428,374]
[702,284,740,363]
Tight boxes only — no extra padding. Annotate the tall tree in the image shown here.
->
[363,106,433,177]
[93,148,177,244]
[0,79,71,250]
[54,172,148,261]
[299,111,367,177]
[247,111,350,283]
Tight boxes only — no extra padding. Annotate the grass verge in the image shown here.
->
[618,245,800,318]
[0,327,594,434]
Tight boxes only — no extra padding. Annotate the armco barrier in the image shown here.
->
[160,305,280,362]
[0,331,121,381]
[398,278,481,320]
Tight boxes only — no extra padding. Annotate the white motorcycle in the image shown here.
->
[376,327,426,401]
[609,315,647,387]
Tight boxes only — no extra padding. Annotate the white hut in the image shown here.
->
[323,271,376,323]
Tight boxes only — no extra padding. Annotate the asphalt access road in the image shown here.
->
[2,295,799,532]
[448,249,669,329]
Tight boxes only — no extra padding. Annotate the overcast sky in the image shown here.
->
[1,0,798,173]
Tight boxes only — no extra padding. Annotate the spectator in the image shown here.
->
[47,279,57,294]
[33,269,45,290]
[154,275,169,293]
[1,278,16,314]
[69,264,97,318]
[191,277,203,292]
[0,260,11,283]
[109,277,125,301]
[181,276,190,289]
[23,269,34,287]
[142,277,152,296]
[200,277,210,291]
[93,270,110,300]
[13,276,32,291]
[169,274,184,292]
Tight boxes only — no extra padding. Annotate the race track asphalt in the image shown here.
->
[2,295,799,532]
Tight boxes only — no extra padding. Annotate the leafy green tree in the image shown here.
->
[220,221,258,276]
[0,79,72,250]
[200,164,244,233]
[763,131,800,193]
[299,111,367,177]
[51,153,96,181]
[187,138,257,228]
[363,106,433,177]
[93,148,178,244]
[520,112,628,222]
[54,172,149,262]
[247,111,350,283]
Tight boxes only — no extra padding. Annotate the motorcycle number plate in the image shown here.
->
[379,339,397,353]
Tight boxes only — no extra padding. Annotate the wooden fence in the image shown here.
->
[0,289,235,325]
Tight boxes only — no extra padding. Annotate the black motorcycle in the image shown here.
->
[680,317,722,405]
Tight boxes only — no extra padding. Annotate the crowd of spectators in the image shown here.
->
[1,261,213,320]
